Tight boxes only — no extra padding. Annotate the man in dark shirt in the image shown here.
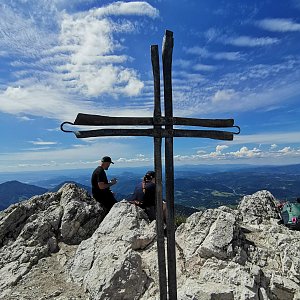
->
[91,156,117,211]
[128,171,166,222]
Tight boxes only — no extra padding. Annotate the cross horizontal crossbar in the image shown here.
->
[73,113,235,128]
[66,127,236,140]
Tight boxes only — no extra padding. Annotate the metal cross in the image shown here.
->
[61,30,240,300]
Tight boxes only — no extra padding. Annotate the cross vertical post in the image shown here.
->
[162,30,177,300]
[151,44,167,299]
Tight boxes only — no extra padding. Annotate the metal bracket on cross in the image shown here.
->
[60,30,240,300]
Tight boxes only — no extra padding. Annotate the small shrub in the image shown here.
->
[174,214,187,228]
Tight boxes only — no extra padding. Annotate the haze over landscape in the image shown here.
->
[0,0,300,174]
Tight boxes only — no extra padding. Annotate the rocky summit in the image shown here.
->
[0,184,300,300]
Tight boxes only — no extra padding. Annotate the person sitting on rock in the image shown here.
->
[128,171,166,222]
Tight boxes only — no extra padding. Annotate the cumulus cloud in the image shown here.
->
[216,145,229,152]
[270,144,278,150]
[93,1,159,18]
[174,144,300,165]
[116,153,152,163]
[278,146,292,153]
[0,1,160,120]
[53,10,146,97]
[256,18,300,32]
[229,146,262,158]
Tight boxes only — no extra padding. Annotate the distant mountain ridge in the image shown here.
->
[1,163,300,211]
[0,180,92,211]
[0,181,48,210]
[0,180,198,217]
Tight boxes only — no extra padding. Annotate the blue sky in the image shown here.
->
[0,0,300,172]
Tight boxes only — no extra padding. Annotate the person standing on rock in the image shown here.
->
[91,156,118,212]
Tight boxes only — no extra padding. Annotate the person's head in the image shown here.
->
[100,156,114,170]
[143,170,155,182]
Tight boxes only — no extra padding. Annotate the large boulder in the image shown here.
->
[70,201,156,300]
[0,183,105,294]
[237,190,279,225]
[175,191,300,300]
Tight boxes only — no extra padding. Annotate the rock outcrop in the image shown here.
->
[176,191,300,300]
[0,183,105,297]
[70,202,156,300]
[1,187,300,300]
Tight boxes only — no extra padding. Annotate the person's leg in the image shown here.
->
[145,206,156,221]
[105,192,117,211]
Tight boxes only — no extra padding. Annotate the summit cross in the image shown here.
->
[61,30,240,300]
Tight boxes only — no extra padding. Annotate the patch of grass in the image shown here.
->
[174,214,187,228]
[211,190,234,197]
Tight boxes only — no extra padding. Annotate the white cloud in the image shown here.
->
[204,28,221,42]
[0,85,94,121]
[213,52,242,61]
[54,13,145,97]
[93,1,159,18]
[173,59,192,69]
[29,139,58,146]
[229,146,262,158]
[174,145,300,165]
[185,47,242,61]
[212,89,237,103]
[172,56,300,117]
[226,36,279,47]
[256,18,300,32]
[0,2,160,119]
[0,84,154,122]
[17,116,34,121]
[116,154,152,163]
[0,4,57,58]
[216,145,229,152]
[232,132,300,146]
[278,146,292,153]
[193,64,216,72]
[270,144,277,150]
[0,140,136,172]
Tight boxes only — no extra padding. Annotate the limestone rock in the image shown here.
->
[1,188,300,300]
[0,183,105,295]
[175,193,300,300]
[237,190,279,225]
[70,201,156,300]
[178,280,235,300]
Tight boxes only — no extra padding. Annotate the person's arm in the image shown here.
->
[98,178,117,189]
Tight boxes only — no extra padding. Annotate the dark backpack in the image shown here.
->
[280,202,300,230]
